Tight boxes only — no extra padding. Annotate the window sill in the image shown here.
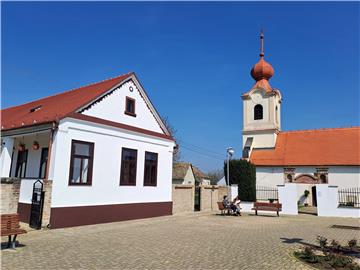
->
[124,111,137,117]
[144,184,157,187]
[68,183,92,186]
[119,183,137,186]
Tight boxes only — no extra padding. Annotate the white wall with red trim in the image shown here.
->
[49,118,175,208]
[81,80,164,134]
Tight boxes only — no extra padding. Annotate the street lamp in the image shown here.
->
[226,147,234,186]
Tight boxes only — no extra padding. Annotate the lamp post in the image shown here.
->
[226,147,234,186]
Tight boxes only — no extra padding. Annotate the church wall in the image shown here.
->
[256,166,360,205]
[327,166,360,188]
[255,167,284,187]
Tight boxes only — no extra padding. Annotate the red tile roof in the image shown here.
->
[250,127,360,166]
[1,73,133,131]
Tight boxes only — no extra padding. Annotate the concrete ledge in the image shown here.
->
[1,177,21,184]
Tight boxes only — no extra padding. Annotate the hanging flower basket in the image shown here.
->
[18,143,26,152]
[32,141,40,150]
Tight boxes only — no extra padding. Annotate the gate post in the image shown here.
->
[278,183,298,215]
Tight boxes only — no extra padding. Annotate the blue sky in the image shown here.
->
[2,2,359,173]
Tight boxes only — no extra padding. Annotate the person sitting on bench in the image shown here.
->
[232,196,241,216]
[222,195,231,212]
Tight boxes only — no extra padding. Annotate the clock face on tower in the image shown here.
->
[251,93,262,103]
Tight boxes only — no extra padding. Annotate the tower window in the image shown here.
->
[254,104,263,120]
[275,106,278,123]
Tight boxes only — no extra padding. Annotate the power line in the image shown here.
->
[177,139,225,158]
[181,145,225,161]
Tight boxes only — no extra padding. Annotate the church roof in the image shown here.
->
[250,127,360,166]
[1,73,133,131]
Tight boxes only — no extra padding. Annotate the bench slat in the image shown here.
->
[1,229,27,237]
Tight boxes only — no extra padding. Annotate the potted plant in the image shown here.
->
[18,143,26,152]
[304,190,310,206]
[32,141,40,150]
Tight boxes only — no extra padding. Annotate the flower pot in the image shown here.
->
[32,141,40,150]
[18,144,26,152]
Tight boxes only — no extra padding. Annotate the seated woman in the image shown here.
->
[232,196,241,216]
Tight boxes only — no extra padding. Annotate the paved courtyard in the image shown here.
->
[2,212,359,269]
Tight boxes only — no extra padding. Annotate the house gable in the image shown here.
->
[80,75,167,135]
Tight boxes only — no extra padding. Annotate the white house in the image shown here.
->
[0,72,176,228]
[172,162,196,185]
[241,32,360,208]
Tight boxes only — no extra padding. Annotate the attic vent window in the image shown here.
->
[30,105,42,113]
[125,97,136,117]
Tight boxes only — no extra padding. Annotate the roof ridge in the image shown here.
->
[2,72,134,111]
[281,126,360,134]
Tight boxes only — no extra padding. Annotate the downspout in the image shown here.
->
[44,121,58,180]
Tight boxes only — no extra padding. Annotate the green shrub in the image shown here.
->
[327,253,353,268]
[224,159,256,201]
[348,239,357,250]
[295,247,318,263]
[330,239,341,252]
[316,235,328,249]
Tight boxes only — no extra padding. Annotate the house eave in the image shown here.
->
[1,122,54,137]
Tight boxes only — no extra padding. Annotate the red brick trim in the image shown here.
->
[67,113,174,141]
[49,201,172,229]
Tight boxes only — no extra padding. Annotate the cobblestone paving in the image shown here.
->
[2,212,360,270]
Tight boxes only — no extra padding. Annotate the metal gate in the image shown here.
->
[29,180,45,230]
[194,186,201,211]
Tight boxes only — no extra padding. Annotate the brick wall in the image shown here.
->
[42,180,53,227]
[200,186,219,211]
[172,185,194,214]
[170,185,231,214]
[218,186,230,202]
[1,177,52,228]
[1,178,21,214]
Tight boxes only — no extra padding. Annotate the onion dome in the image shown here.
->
[249,30,274,92]
[251,57,274,81]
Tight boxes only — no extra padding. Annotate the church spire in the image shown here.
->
[250,30,275,92]
[259,29,264,57]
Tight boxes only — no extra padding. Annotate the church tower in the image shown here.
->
[242,31,282,158]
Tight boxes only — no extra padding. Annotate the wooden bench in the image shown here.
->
[1,214,27,248]
[252,202,282,217]
[217,202,231,215]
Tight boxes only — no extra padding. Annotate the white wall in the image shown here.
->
[50,119,175,208]
[328,167,360,188]
[19,179,38,204]
[183,167,195,185]
[82,80,163,134]
[0,137,14,177]
[256,167,284,187]
[278,184,298,215]
[317,184,360,218]
[256,166,359,206]
[256,166,360,189]
[242,88,281,150]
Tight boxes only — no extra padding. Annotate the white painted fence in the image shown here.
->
[316,184,360,218]
[277,184,298,215]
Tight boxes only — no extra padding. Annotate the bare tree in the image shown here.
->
[161,116,181,162]
[207,169,224,185]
